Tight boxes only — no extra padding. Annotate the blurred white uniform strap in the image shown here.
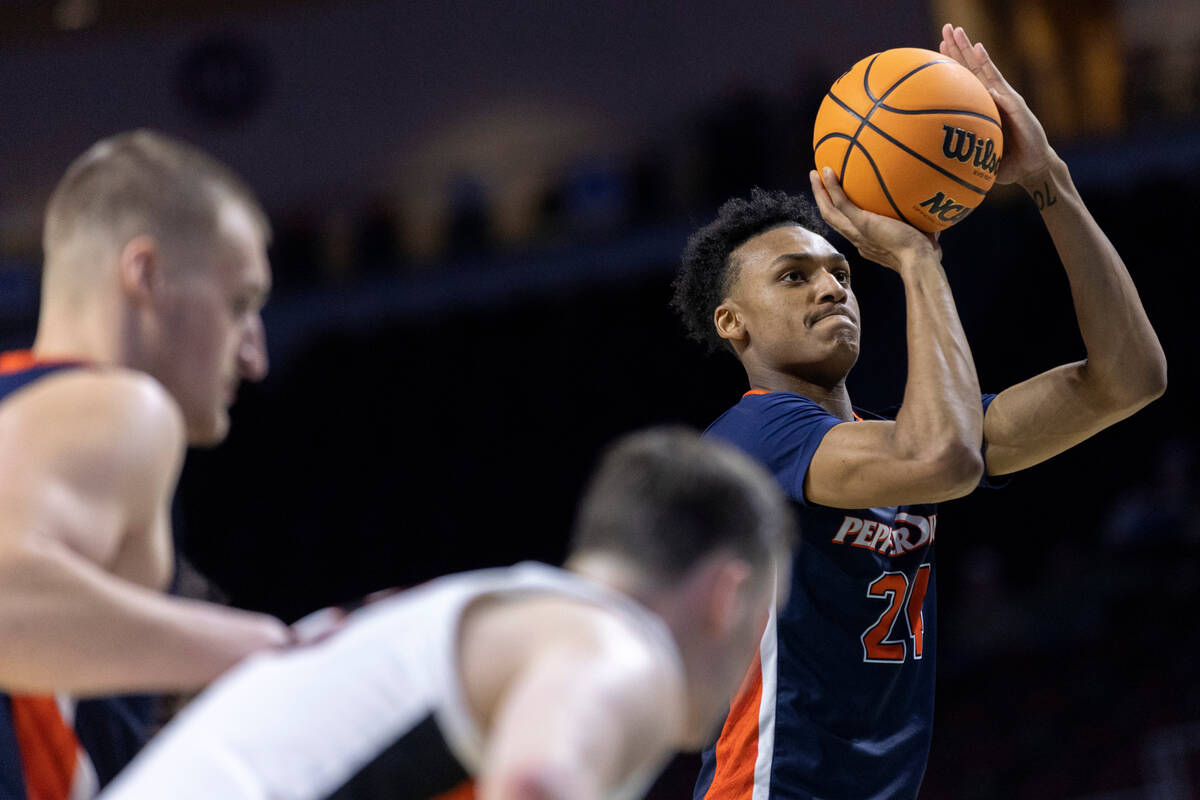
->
[98,562,682,800]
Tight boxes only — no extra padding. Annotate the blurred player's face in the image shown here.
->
[152,200,271,446]
[719,225,859,385]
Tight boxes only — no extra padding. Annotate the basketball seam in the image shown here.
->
[836,56,950,183]
[838,54,882,180]
[876,105,1000,127]
[863,58,954,105]
[824,89,990,196]
[815,132,915,227]
[845,138,914,227]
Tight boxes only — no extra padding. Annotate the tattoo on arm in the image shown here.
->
[1032,181,1058,211]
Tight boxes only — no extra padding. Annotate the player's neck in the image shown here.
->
[32,304,123,366]
[565,552,647,599]
[745,368,855,421]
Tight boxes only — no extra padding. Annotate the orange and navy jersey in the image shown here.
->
[694,390,999,800]
[0,352,157,800]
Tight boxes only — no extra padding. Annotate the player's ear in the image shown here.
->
[714,301,746,344]
[118,235,163,309]
[702,556,753,639]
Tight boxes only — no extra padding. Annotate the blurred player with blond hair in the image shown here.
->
[0,130,290,799]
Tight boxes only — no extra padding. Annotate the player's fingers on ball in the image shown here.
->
[810,181,851,232]
[808,172,836,215]
[819,166,845,196]
[820,168,862,216]
[941,23,957,50]
[810,168,843,209]
[954,28,988,76]
[809,174,855,234]
[808,170,832,206]
[953,26,973,53]
[941,23,966,63]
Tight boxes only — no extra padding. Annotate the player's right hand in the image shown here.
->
[809,167,940,272]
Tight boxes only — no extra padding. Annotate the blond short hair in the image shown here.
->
[44,129,270,262]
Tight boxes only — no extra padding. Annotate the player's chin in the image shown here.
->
[186,410,231,448]
[819,327,860,358]
[822,337,860,376]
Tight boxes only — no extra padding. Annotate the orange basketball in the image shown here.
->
[813,47,1003,232]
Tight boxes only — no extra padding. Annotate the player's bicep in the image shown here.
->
[984,361,1132,476]
[805,419,967,508]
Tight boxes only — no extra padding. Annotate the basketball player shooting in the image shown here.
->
[673,25,1166,800]
[0,131,290,799]
[98,427,795,800]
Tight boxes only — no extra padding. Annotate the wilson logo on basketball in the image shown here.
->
[940,125,999,175]
[917,191,972,222]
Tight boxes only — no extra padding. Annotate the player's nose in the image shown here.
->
[238,315,269,382]
[813,268,848,304]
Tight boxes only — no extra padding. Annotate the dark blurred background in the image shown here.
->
[2,0,1198,797]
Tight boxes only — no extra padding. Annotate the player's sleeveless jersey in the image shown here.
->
[99,562,685,800]
[694,390,997,800]
[0,352,158,800]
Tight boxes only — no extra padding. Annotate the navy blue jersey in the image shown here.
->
[0,353,157,800]
[694,390,997,800]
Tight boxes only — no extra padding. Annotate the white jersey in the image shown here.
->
[99,562,683,800]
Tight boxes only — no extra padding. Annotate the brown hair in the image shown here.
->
[569,426,796,580]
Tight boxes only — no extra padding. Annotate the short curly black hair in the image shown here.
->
[671,188,826,353]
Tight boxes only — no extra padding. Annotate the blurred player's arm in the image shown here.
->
[0,370,289,695]
[940,25,1167,477]
[476,610,682,800]
[805,168,984,509]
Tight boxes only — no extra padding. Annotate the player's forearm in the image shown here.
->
[1023,158,1167,406]
[892,254,984,473]
[0,541,288,695]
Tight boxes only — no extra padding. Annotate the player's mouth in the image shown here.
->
[807,307,856,328]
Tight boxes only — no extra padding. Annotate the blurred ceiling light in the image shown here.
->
[53,0,98,31]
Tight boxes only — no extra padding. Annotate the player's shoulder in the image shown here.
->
[484,576,679,682]
[707,390,840,440]
[3,366,180,428]
[0,366,184,471]
[519,596,684,729]
[725,390,833,416]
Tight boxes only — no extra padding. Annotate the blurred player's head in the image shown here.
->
[40,130,272,445]
[567,426,795,747]
[672,189,860,387]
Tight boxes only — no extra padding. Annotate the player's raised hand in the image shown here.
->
[809,167,939,272]
[939,24,1056,187]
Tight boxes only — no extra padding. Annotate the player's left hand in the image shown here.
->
[939,24,1057,188]
[289,605,350,646]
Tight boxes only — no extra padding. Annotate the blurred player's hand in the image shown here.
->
[939,24,1057,187]
[289,605,350,646]
[809,167,940,272]
[288,588,402,646]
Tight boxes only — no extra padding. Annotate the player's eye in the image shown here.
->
[781,271,804,283]
[231,296,254,316]
[835,270,851,283]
